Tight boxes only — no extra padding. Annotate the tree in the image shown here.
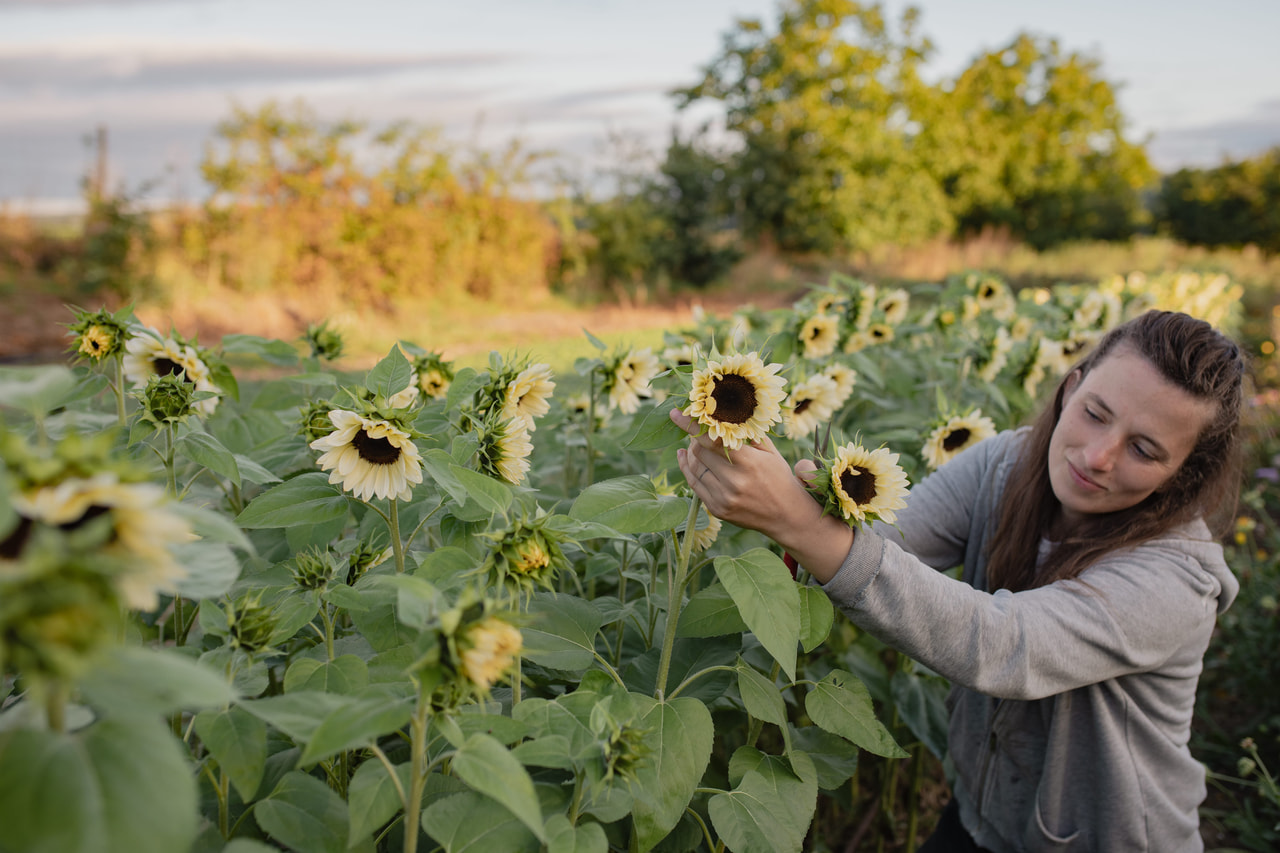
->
[913,34,1155,248]
[1155,147,1280,254]
[674,0,950,254]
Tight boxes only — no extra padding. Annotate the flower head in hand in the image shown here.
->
[684,351,787,450]
[812,441,910,527]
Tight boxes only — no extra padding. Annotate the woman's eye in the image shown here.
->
[1131,443,1155,461]
[1084,407,1102,422]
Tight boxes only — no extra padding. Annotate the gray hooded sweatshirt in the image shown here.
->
[822,429,1238,852]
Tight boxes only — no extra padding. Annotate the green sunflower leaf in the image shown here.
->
[366,344,413,400]
[568,475,688,534]
[177,430,242,487]
[713,548,800,681]
[623,400,688,452]
[805,670,908,759]
[236,472,349,529]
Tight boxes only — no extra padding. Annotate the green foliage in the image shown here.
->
[1155,147,1280,254]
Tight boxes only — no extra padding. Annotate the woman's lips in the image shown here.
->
[1068,461,1104,491]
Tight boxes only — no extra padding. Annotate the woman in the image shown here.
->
[672,310,1246,851]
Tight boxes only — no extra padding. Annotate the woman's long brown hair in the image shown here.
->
[985,310,1246,593]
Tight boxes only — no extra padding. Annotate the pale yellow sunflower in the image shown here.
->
[608,347,662,414]
[877,288,910,326]
[419,368,451,399]
[13,474,193,610]
[1022,337,1070,400]
[867,323,895,345]
[459,617,523,692]
[687,510,722,553]
[799,313,841,360]
[123,333,221,417]
[822,363,858,405]
[921,410,998,470]
[783,375,841,440]
[843,330,873,354]
[828,444,910,526]
[477,418,533,485]
[662,343,698,368]
[853,284,878,330]
[977,327,1013,384]
[77,325,115,360]
[502,363,556,431]
[309,410,424,502]
[684,352,788,450]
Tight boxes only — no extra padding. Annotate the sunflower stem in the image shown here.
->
[654,495,701,701]
[403,678,433,853]
[112,354,127,426]
[389,498,405,574]
[164,426,178,497]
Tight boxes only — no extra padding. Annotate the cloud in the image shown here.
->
[1148,99,1280,170]
[0,43,514,96]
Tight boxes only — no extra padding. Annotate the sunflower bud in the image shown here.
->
[303,321,345,362]
[595,711,651,786]
[298,400,337,444]
[457,616,522,694]
[138,372,198,424]
[481,514,569,599]
[346,539,392,585]
[226,591,279,655]
[67,306,131,362]
[292,546,338,591]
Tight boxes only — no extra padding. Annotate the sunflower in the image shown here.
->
[977,327,1013,384]
[921,409,998,471]
[783,374,841,440]
[662,343,698,368]
[843,330,872,354]
[67,306,131,362]
[123,332,221,417]
[867,323,895,345]
[822,363,858,405]
[502,363,556,431]
[684,352,787,450]
[13,473,193,611]
[1021,337,1069,400]
[825,443,910,527]
[877,288,910,326]
[458,616,523,693]
[419,367,451,398]
[799,313,841,359]
[309,409,424,502]
[607,347,662,414]
[686,510,722,553]
[476,416,534,485]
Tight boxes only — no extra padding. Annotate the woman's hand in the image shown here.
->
[670,408,854,583]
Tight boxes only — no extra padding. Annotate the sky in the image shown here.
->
[2,0,1279,211]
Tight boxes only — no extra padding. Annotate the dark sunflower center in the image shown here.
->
[710,374,758,424]
[794,397,813,416]
[352,429,402,465]
[981,284,996,299]
[871,327,887,340]
[153,357,184,377]
[0,516,33,559]
[88,337,104,352]
[808,326,823,341]
[942,428,972,452]
[839,465,877,505]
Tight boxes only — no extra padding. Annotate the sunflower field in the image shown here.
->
[0,269,1265,853]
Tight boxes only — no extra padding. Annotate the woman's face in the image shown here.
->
[1048,346,1217,527]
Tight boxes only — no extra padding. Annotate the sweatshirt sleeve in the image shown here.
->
[823,526,1230,700]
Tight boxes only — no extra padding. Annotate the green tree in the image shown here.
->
[674,0,950,254]
[1155,147,1280,254]
[914,33,1155,248]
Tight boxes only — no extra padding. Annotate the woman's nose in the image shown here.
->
[1083,436,1119,472]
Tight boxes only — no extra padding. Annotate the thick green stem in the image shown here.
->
[164,427,178,497]
[389,498,405,574]
[319,604,336,661]
[45,681,67,733]
[402,680,433,853]
[654,496,701,700]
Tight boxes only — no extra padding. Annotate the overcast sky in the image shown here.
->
[2,0,1278,210]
